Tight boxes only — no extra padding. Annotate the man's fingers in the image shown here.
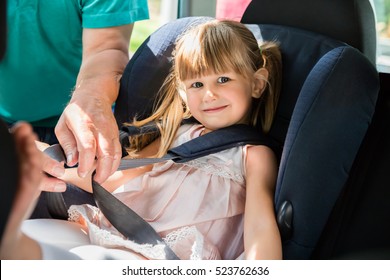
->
[94,156,114,184]
[55,98,122,183]
[55,118,79,167]
[56,105,99,178]
[93,132,121,184]
[111,138,122,174]
[77,148,96,178]
[93,151,120,184]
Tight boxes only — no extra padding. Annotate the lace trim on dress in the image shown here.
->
[68,205,169,260]
[182,158,244,184]
[69,206,209,260]
[163,226,204,260]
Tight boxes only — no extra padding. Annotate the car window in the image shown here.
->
[372,0,390,72]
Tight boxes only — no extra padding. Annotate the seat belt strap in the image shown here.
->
[118,123,270,169]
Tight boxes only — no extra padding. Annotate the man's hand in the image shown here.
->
[55,25,131,184]
[55,93,121,184]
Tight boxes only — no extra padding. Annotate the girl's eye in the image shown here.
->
[218,76,230,83]
[191,82,203,88]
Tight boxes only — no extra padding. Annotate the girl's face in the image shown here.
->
[182,69,267,134]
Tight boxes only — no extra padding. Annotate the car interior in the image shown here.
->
[115,0,390,259]
[1,0,390,260]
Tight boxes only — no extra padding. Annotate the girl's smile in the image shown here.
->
[202,105,229,113]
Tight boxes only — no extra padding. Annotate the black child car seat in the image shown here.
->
[114,1,380,259]
[242,0,390,259]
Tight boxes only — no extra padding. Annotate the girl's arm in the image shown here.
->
[57,137,161,193]
[244,145,282,260]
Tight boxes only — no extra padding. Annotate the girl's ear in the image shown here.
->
[252,68,269,99]
[179,88,187,103]
[178,81,188,103]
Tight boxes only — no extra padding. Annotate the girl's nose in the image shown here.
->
[203,89,217,102]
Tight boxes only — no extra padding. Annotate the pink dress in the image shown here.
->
[69,124,249,260]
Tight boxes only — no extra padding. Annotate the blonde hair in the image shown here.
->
[127,19,282,157]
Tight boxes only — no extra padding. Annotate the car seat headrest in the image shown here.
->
[241,0,377,65]
[245,24,346,157]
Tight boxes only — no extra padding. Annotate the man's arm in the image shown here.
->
[55,25,133,184]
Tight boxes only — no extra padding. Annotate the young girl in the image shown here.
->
[62,19,282,260]
[4,19,283,260]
